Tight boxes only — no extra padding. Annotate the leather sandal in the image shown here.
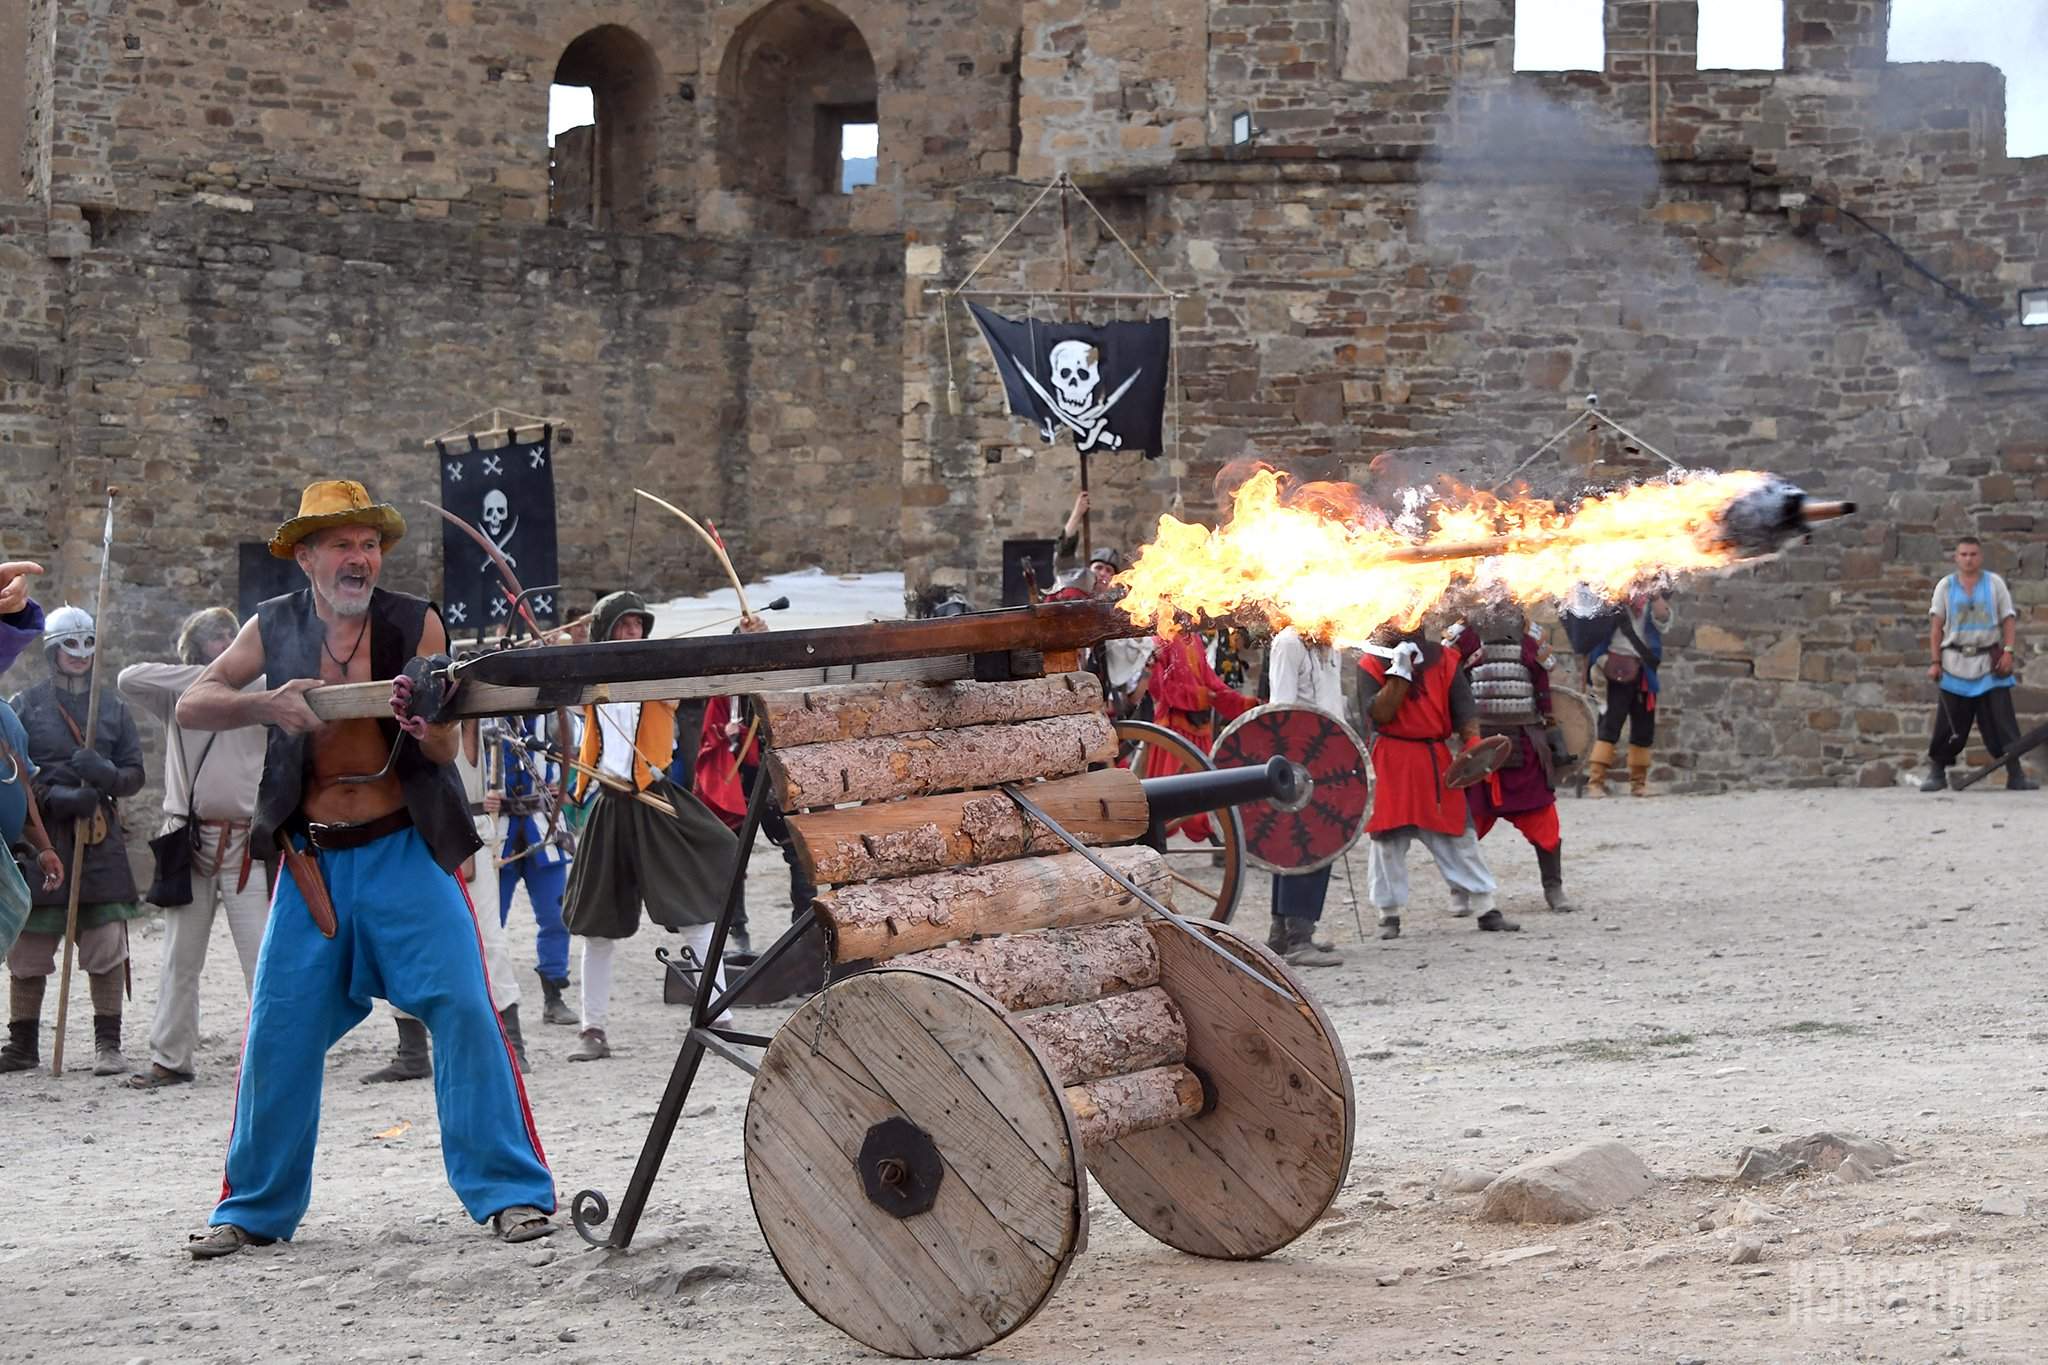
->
[126,1063,194,1090]
[188,1224,276,1260]
[492,1205,557,1244]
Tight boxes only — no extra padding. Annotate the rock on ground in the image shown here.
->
[1479,1140,1656,1225]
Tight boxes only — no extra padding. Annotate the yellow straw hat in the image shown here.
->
[268,480,408,559]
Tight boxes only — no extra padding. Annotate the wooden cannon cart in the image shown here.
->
[306,602,1353,1358]
[570,648,1354,1357]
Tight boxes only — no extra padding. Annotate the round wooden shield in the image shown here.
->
[1445,733,1515,790]
[745,967,1087,1359]
[1086,920,1355,1260]
[1212,704,1370,874]
[1552,687,1596,777]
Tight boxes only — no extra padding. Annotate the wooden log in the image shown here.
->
[1014,987,1187,1087]
[1065,1065,1206,1148]
[786,767,1147,886]
[769,711,1116,810]
[900,920,1160,1012]
[816,845,1169,964]
[757,672,1104,747]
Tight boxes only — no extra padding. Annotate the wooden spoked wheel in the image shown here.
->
[745,967,1088,1359]
[1087,919,1355,1260]
[1113,718,1244,923]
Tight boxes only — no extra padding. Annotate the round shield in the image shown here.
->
[1445,734,1514,790]
[1212,704,1370,874]
[1551,687,1596,776]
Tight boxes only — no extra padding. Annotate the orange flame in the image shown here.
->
[1116,467,1770,645]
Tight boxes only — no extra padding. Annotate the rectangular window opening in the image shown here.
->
[839,119,878,193]
[1698,0,1785,70]
[1513,0,1603,71]
[2021,289,2048,327]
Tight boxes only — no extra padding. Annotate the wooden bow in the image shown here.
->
[632,489,752,620]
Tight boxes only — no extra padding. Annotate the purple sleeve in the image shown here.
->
[0,600,44,677]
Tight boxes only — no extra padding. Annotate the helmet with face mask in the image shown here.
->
[42,604,96,660]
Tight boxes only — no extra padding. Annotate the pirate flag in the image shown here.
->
[436,427,561,637]
[967,303,1170,457]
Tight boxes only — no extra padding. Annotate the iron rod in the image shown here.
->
[998,784,1290,999]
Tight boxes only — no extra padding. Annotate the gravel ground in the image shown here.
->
[2,787,2043,1363]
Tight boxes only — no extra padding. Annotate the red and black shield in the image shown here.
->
[1213,704,1370,874]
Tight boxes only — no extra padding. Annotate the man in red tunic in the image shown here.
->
[1447,611,1575,913]
[1135,632,1256,844]
[1357,627,1511,940]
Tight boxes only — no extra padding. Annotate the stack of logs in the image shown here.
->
[762,672,1209,1147]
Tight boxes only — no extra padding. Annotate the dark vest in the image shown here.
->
[252,587,480,875]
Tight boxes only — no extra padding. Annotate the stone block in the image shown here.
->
[1754,636,1801,682]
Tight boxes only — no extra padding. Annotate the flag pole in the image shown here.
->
[50,486,119,1076]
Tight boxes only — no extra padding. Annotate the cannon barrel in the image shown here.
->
[1140,757,1301,827]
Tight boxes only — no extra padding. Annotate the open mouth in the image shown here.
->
[336,572,370,595]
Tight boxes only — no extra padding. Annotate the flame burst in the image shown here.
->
[1116,467,1770,646]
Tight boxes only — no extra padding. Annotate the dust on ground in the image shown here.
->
[3,788,2044,1363]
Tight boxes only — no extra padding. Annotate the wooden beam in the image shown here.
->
[785,766,1148,886]
[768,712,1116,811]
[815,845,1170,963]
[755,672,1104,747]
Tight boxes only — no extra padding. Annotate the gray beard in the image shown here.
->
[319,584,373,619]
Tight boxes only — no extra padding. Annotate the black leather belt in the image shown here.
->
[303,807,413,851]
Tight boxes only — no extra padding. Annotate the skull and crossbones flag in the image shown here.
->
[966,303,1170,457]
[435,427,561,635]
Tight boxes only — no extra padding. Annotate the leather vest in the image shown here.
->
[252,587,480,875]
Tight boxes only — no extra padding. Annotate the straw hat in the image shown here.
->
[268,480,407,559]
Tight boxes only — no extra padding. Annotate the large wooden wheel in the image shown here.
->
[1114,718,1244,923]
[745,967,1088,1359]
[1086,920,1354,1260]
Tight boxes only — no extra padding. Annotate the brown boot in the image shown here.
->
[1584,740,1615,799]
[1628,745,1653,797]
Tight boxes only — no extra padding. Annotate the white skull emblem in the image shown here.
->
[1049,340,1101,415]
[482,488,510,539]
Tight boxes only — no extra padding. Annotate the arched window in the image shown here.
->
[718,0,879,230]
[550,25,660,231]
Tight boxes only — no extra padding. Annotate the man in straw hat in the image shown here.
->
[176,480,555,1258]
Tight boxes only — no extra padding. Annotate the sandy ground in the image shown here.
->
[3,786,2045,1364]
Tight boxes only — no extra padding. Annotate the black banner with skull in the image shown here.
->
[435,428,561,638]
[966,304,1170,457]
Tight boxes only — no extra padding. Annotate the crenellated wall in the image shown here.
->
[4,0,2047,792]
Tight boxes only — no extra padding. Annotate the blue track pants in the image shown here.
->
[211,826,554,1240]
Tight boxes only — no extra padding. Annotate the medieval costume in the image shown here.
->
[1262,627,1342,968]
[1579,593,1669,798]
[561,590,738,1061]
[696,693,815,943]
[117,617,271,1088]
[1448,614,1574,913]
[3,608,147,1076]
[0,696,63,992]
[1356,633,1510,940]
[1136,632,1255,843]
[194,482,553,1256]
[494,712,576,1022]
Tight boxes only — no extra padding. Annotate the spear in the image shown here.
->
[51,487,119,1077]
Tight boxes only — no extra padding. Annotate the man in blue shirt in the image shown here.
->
[1923,536,2034,792]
